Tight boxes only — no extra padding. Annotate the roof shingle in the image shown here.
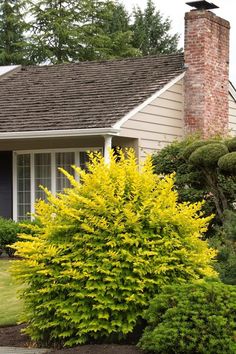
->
[0,53,185,133]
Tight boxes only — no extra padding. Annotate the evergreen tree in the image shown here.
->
[28,0,81,64]
[131,0,179,55]
[0,0,28,65]
[0,0,180,65]
[28,0,139,64]
[74,0,139,61]
[98,2,139,59]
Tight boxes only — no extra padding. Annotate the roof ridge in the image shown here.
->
[21,52,184,70]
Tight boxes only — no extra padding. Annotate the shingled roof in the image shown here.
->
[0,53,185,133]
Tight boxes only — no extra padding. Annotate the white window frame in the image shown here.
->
[13,147,102,221]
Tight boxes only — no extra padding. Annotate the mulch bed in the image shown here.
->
[0,325,145,354]
[0,325,30,347]
[47,344,145,354]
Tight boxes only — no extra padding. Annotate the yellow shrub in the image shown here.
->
[11,149,217,347]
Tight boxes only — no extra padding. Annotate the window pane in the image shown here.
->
[56,152,75,192]
[17,154,31,220]
[35,153,51,200]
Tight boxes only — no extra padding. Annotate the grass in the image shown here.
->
[0,258,23,327]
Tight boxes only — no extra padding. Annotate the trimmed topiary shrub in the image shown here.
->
[189,143,228,168]
[182,139,215,160]
[218,152,236,175]
[152,139,216,225]
[0,218,21,256]
[226,137,236,152]
[11,150,217,347]
[139,281,236,354]
[152,136,236,282]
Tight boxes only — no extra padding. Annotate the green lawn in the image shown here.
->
[0,259,23,326]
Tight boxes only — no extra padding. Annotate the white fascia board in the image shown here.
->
[229,81,236,102]
[112,72,185,129]
[0,65,20,77]
[0,128,120,140]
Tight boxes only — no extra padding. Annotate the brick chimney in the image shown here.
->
[184,7,230,137]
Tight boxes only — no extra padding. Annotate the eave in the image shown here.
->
[0,128,120,140]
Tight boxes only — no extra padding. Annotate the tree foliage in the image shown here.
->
[11,150,216,347]
[28,0,81,64]
[0,0,179,64]
[28,0,139,64]
[131,0,179,55]
[0,0,28,64]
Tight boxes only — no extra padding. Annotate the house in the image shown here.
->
[0,1,236,221]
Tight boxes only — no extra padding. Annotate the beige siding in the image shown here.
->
[120,79,184,160]
[229,93,236,136]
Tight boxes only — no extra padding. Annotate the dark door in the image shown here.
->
[0,152,12,218]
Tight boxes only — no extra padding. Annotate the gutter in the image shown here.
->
[0,128,120,140]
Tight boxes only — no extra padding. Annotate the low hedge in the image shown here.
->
[0,218,21,256]
[0,218,37,256]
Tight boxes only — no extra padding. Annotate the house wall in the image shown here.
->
[119,79,184,160]
[229,93,236,135]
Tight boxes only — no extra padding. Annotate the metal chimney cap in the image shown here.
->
[186,1,219,10]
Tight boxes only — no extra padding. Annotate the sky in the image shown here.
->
[122,0,236,86]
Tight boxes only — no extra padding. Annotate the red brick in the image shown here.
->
[184,10,230,137]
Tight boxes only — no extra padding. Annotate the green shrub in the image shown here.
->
[189,143,228,168]
[0,218,21,256]
[152,139,215,223]
[11,150,216,347]
[182,139,214,160]
[218,152,236,175]
[0,218,39,257]
[209,210,236,285]
[152,136,236,281]
[139,281,236,354]
[226,137,236,152]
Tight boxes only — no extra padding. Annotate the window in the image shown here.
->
[35,153,51,201]
[56,152,75,193]
[14,148,101,221]
[17,154,31,221]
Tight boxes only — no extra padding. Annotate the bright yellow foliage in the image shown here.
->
[11,149,217,347]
